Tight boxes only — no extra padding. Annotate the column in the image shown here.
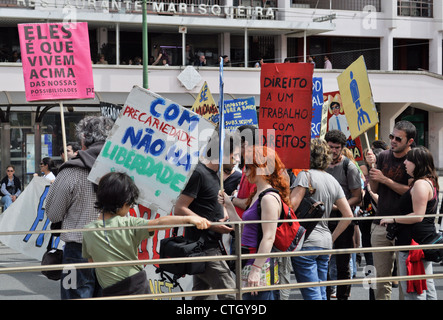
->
[379,102,410,141]
[428,111,443,170]
[0,122,11,175]
[380,0,396,71]
[380,32,394,71]
[116,23,120,65]
[430,1,443,74]
[274,34,287,63]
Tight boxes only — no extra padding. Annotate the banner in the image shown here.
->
[191,81,219,124]
[0,177,63,261]
[259,63,313,169]
[0,177,194,297]
[337,55,379,139]
[88,86,215,216]
[100,101,122,121]
[311,77,323,139]
[224,97,258,132]
[324,91,363,161]
[18,22,94,101]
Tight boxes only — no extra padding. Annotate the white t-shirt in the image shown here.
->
[44,172,56,182]
[292,169,345,249]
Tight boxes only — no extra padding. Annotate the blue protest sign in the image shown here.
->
[224,97,258,132]
[311,77,323,139]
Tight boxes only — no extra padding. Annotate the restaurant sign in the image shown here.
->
[16,0,276,19]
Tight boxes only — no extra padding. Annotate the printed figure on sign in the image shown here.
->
[350,71,371,131]
[328,98,351,140]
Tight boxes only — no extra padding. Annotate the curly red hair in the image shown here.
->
[245,146,290,207]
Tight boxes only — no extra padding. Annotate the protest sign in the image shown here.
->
[18,22,94,101]
[88,86,215,216]
[191,81,219,124]
[100,101,122,121]
[224,97,258,132]
[324,91,363,161]
[259,63,313,169]
[337,55,379,140]
[0,177,63,261]
[311,77,324,139]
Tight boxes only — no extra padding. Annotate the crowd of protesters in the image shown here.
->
[4,113,439,301]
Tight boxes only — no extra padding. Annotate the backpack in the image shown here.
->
[257,188,306,252]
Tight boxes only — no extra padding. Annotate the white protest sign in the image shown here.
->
[0,177,64,261]
[88,86,215,215]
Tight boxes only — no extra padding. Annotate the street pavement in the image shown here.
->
[0,242,60,299]
[1,241,443,300]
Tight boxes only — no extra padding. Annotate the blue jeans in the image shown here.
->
[243,290,275,300]
[291,246,330,300]
[1,195,13,210]
[60,242,102,300]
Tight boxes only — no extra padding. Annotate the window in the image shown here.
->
[291,0,381,12]
[398,0,433,17]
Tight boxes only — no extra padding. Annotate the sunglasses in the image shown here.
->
[389,134,404,143]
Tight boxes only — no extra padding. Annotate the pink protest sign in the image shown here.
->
[18,22,94,101]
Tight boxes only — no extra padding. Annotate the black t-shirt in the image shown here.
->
[395,185,438,246]
[223,170,242,196]
[181,162,224,243]
[376,150,410,217]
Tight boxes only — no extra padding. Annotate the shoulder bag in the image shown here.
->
[158,232,207,277]
[294,170,325,239]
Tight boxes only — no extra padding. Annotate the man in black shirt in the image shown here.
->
[369,120,416,300]
[175,132,240,300]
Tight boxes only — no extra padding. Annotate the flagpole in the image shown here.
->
[59,101,68,163]
[218,58,225,192]
[142,0,148,89]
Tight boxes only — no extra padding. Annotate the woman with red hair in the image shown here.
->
[219,145,288,300]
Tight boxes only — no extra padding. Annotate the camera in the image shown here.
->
[386,223,399,241]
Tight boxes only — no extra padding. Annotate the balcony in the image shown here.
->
[1,63,442,110]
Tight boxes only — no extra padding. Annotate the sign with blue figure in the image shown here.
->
[337,55,379,140]
[224,97,257,132]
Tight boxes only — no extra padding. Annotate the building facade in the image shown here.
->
[0,0,442,185]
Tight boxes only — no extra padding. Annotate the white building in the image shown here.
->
[1,0,443,184]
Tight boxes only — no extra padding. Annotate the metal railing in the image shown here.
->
[1,213,443,300]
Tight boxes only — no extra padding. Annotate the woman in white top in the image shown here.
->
[39,157,57,182]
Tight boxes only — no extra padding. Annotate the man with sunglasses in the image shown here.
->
[328,101,351,140]
[0,165,22,211]
[369,120,416,300]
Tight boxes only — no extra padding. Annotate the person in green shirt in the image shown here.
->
[82,171,210,297]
